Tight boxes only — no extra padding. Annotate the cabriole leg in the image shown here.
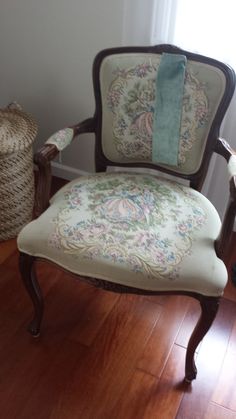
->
[19,252,44,337]
[185,296,220,383]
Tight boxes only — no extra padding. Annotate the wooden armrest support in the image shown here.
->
[214,137,236,162]
[214,138,236,258]
[34,143,59,165]
[34,117,95,217]
[73,117,96,136]
[215,176,236,258]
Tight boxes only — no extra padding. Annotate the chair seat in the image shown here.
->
[17,172,227,296]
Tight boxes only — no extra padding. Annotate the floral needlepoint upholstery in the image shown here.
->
[18,172,227,296]
[100,54,226,174]
[16,45,236,381]
[45,128,74,151]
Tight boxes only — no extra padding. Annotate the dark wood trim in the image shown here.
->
[33,47,236,215]
[214,138,236,258]
[34,148,53,217]
[19,253,43,337]
[19,251,222,382]
[185,296,220,382]
[33,118,96,217]
[92,44,235,191]
[18,45,236,384]
[23,255,215,301]
[72,117,96,136]
[215,177,236,258]
[215,137,236,162]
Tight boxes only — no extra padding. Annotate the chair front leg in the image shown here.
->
[19,252,44,337]
[185,296,220,382]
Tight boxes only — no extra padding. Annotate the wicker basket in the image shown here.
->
[0,104,38,241]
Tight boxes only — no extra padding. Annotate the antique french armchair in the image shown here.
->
[17,45,236,382]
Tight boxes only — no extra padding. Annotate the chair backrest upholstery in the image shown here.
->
[93,45,235,185]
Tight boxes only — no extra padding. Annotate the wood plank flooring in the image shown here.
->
[1,196,236,418]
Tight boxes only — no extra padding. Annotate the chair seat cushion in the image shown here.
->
[17,172,227,296]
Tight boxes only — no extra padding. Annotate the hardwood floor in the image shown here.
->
[1,204,236,418]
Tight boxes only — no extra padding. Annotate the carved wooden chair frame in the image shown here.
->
[19,45,236,383]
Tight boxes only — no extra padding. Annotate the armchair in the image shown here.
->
[17,45,236,382]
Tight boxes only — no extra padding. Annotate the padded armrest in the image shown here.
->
[45,128,74,151]
[33,117,95,216]
[35,117,96,163]
[228,155,236,179]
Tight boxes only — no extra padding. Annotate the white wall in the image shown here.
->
[0,0,232,219]
[203,94,236,219]
[0,0,130,173]
[0,0,156,175]
[122,0,156,45]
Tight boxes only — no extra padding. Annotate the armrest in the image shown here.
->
[34,117,95,217]
[228,155,236,179]
[214,138,236,258]
[34,117,95,162]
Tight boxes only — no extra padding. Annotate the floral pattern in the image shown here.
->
[48,173,207,280]
[105,58,209,165]
[46,128,74,151]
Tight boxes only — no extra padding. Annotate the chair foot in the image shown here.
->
[19,252,44,336]
[28,321,41,337]
[185,296,219,381]
[184,369,197,383]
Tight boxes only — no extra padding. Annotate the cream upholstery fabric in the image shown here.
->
[17,172,227,296]
[228,155,236,179]
[100,53,226,175]
[45,128,74,151]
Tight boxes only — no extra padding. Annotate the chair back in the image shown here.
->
[93,45,235,188]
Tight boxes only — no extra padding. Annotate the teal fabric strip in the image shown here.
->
[152,53,187,166]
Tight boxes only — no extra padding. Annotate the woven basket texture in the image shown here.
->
[0,146,35,240]
[0,109,37,156]
[0,107,37,241]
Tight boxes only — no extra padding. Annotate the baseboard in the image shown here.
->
[51,161,89,180]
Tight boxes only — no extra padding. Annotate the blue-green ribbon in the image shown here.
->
[152,53,186,166]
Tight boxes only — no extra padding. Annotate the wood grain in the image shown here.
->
[137,295,190,377]
[212,349,236,411]
[176,298,236,419]
[1,232,236,418]
[49,296,161,419]
[143,344,187,419]
[204,403,236,419]
[175,298,200,349]
[108,369,158,419]
[0,238,16,264]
